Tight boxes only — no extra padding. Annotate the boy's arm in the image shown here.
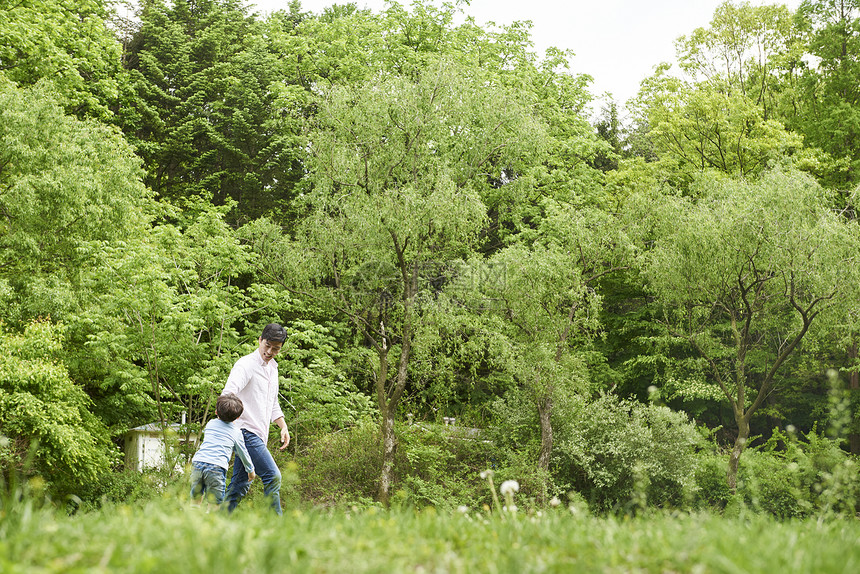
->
[233,434,255,476]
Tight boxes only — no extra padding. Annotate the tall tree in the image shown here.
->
[0,320,117,497]
[794,0,860,186]
[475,204,631,476]
[674,1,799,120]
[246,56,544,504]
[121,0,304,223]
[640,169,860,490]
[0,0,125,119]
[628,1,813,187]
[0,78,152,325]
[76,199,262,436]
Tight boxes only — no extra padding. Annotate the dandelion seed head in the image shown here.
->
[500,480,520,496]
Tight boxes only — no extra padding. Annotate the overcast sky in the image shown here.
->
[245,0,800,106]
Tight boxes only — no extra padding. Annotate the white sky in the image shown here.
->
[245,0,801,107]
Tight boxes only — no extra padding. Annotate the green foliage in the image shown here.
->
[733,449,814,518]
[0,78,152,324]
[638,167,860,486]
[4,0,860,524]
[694,426,860,519]
[0,320,118,498]
[633,70,805,183]
[121,0,304,222]
[75,199,263,432]
[792,0,860,186]
[394,422,496,511]
[291,421,382,506]
[693,454,733,509]
[552,394,704,511]
[0,0,125,119]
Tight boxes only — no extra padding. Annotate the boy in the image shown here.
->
[189,393,256,507]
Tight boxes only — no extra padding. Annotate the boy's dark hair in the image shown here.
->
[216,393,244,422]
[260,323,287,343]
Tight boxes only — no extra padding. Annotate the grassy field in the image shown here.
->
[2,492,859,574]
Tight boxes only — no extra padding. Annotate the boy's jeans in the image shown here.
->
[189,462,227,505]
[225,429,282,514]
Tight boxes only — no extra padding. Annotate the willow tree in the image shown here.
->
[249,57,544,504]
[464,203,632,480]
[642,169,860,490]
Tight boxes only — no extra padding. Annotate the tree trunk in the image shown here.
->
[378,405,397,506]
[727,414,750,492]
[373,344,392,505]
[537,394,553,472]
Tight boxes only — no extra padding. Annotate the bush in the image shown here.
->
[279,319,375,438]
[552,394,704,511]
[290,421,383,506]
[75,468,165,510]
[693,454,732,509]
[394,421,497,511]
[0,321,119,500]
[734,449,813,518]
[696,427,860,519]
[482,390,554,505]
[288,418,498,511]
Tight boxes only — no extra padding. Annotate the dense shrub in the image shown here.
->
[279,319,375,438]
[481,390,562,505]
[289,421,383,506]
[693,454,733,509]
[551,394,704,511]
[0,321,118,499]
[723,428,860,519]
[395,421,498,510]
[288,418,498,511]
[734,449,813,518]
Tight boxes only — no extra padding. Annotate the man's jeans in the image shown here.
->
[190,462,227,505]
[225,429,282,514]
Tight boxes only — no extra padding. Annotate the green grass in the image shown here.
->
[2,491,860,574]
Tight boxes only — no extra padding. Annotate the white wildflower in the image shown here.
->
[480,469,494,480]
[457,505,470,513]
[549,496,561,507]
[500,480,520,496]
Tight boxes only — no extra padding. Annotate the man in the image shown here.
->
[222,323,290,514]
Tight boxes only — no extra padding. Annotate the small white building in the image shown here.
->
[124,420,197,472]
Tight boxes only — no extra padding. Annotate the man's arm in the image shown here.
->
[274,417,290,451]
[222,357,250,395]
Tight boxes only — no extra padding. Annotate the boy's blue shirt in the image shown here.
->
[191,418,255,473]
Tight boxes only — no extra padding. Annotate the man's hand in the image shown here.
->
[279,426,290,451]
[248,470,256,481]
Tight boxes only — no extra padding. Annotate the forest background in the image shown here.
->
[1,0,860,519]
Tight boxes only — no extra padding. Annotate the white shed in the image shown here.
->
[124,420,197,472]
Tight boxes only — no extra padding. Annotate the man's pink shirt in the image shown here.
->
[222,349,285,441]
